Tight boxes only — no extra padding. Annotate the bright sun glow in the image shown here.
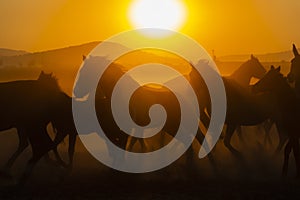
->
[129,0,187,37]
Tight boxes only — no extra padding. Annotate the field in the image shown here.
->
[0,126,300,199]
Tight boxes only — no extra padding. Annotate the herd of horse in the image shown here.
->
[1,44,300,186]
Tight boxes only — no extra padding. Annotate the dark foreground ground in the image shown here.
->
[1,127,300,199]
[1,170,300,200]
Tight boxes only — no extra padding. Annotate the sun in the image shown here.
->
[128,0,187,37]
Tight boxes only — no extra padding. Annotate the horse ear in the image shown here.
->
[275,66,281,72]
[251,54,254,59]
[293,44,299,56]
[38,71,45,78]
[270,65,275,70]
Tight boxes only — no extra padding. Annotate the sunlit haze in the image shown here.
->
[128,0,186,37]
[0,0,300,55]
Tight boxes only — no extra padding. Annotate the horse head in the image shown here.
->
[230,55,266,88]
[287,44,300,83]
[246,55,266,79]
[253,65,283,94]
[37,71,61,92]
[73,55,110,100]
[188,59,209,89]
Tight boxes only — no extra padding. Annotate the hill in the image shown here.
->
[218,48,300,62]
[0,48,28,57]
[0,42,295,94]
[0,42,191,94]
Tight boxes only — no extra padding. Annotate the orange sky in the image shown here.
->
[0,0,299,56]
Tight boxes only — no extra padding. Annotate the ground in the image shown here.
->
[0,127,300,199]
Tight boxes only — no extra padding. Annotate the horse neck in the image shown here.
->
[38,79,60,93]
[230,62,252,87]
[274,80,297,110]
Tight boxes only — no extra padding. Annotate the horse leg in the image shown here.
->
[263,119,273,146]
[51,130,69,168]
[195,127,218,173]
[43,130,67,168]
[200,108,210,129]
[18,126,56,186]
[159,131,165,148]
[138,138,147,152]
[17,156,39,187]
[133,128,147,152]
[275,122,288,154]
[186,145,196,178]
[282,140,292,177]
[195,127,214,156]
[67,133,77,170]
[292,138,300,178]
[236,126,244,143]
[126,136,138,151]
[224,124,241,157]
[4,129,29,172]
[126,128,148,152]
[18,141,54,186]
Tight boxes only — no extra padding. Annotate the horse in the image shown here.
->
[261,44,300,153]
[229,54,266,88]
[0,71,70,184]
[221,73,277,157]
[192,56,288,156]
[225,55,279,147]
[226,55,274,143]
[127,55,267,155]
[73,56,211,170]
[253,66,300,178]
[73,56,141,163]
[190,54,265,123]
[266,44,300,152]
[288,44,300,97]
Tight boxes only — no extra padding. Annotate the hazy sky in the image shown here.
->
[0,0,299,56]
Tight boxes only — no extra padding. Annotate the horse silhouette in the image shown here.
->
[72,54,294,173]
[221,73,276,157]
[0,71,70,185]
[288,44,300,97]
[266,44,300,153]
[224,55,280,149]
[229,54,266,88]
[211,58,292,157]
[74,56,212,169]
[73,56,139,162]
[253,66,300,178]
[263,44,300,152]
[220,55,268,140]
[127,56,265,149]
[126,60,210,154]
[188,55,279,157]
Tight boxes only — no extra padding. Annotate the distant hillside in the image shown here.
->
[0,41,191,94]
[0,48,28,57]
[0,42,295,94]
[0,41,134,70]
[218,48,300,62]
